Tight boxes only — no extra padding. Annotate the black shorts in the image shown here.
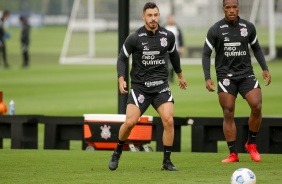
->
[127,87,174,115]
[217,75,261,98]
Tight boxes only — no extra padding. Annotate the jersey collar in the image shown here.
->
[143,24,161,36]
[224,16,241,27]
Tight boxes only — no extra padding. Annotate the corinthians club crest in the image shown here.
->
[160,37,167,47]
[100,125,111,140]
[223,78,230,86]
[138,94,145,104]
[240,28,248,37]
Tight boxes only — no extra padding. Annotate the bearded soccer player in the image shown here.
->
[202,0,271,163]
[108,2,187,171]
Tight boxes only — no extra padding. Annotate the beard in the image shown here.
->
[146,21,158,30]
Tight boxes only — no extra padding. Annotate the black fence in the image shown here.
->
[190,117,282,153]
[0,115,281,153]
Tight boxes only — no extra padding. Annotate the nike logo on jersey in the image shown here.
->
[222,32,229,35]
[142,42,148,45]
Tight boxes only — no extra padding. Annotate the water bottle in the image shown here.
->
[9,100,15,115]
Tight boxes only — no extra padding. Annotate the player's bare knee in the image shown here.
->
[124,121,136,130]
[251,103,262,115]
[223,107,234,117]
[162,117,174,129]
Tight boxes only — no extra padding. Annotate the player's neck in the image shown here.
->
[225,17,239,25]
[145,24,158,34]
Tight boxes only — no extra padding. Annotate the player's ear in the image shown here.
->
[142,13,145,20]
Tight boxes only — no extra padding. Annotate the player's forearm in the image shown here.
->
[251,42,269,71]
[202,51,212,81]
[176,72,184,80]
[117,55,127,78]
[118,76,125,83]
[169,50,182,73]
[254,50,268,71]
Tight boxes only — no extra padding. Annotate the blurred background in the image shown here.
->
[1,0,282,28]
[0,0,281,62]
[0,0,281,116]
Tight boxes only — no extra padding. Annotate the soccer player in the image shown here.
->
[202,0,271,163]
[19,15,31,68]
[0,10,10,68]
[108,2,187,171]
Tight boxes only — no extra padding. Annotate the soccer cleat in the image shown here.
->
[108,152,121,170]
[161,159,178,171]
[245,143,261,162]
[221,153,239,163]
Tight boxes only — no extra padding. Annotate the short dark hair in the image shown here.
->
[223,0,239,6]
[143,2,159,12]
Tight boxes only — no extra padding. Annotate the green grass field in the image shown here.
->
[0,150,282,184]
[0,26,282,183]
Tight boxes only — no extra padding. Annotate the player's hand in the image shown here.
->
[206,79,215,92]
[118,77,128,94]
[176,73,187,90]
[262,70,271,86]
[178,78,187,90]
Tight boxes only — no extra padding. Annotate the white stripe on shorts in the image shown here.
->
[218,81,228,93]
[254,80,259,88]
[168,93,173,101]
[131,89,139,107]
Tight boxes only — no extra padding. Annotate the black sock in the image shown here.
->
[163,145,172,162]
[227,141,237,154]
[115,140,125,154]
[247,130,258,144]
